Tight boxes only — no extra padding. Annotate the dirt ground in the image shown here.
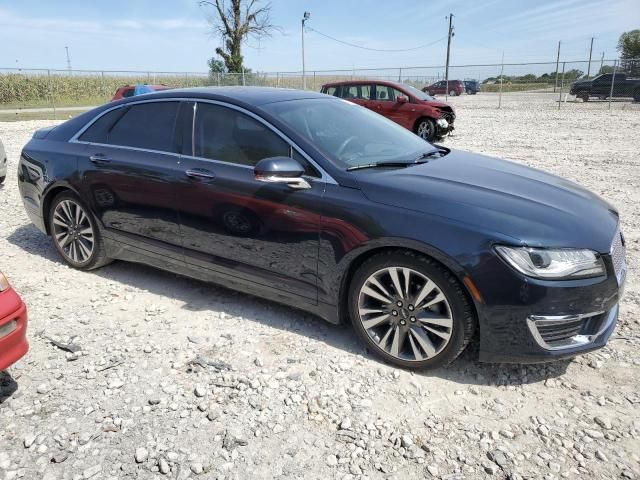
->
[0,93,639,480]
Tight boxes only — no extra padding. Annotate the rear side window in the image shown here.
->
[80,102,180,153]
[324,86,339,96]
[341,85,371,100]
[122,88,135,98]
[194,102,289,166]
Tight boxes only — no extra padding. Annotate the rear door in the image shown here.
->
[176,101,325,301]
[75,100,185,260]
[339,84,374,109]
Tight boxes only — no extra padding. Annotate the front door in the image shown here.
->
[371,85,414,129]
[176,101,324,301]
[76,100,184,257]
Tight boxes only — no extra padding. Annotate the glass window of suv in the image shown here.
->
[374,85,392,101]
[194,102,290,167]
[324,86,339,97]
[342,84,371,100]
[104,101,180,152]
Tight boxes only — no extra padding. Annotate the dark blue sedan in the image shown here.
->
[17,87,626,369]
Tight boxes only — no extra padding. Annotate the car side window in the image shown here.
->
[194,103,289,167]
[342,85,371,100]
[78,108,127,143]
[122,88,135,98]
[105,102,180,152]
[324,86,339,97]
[374,85,392,101]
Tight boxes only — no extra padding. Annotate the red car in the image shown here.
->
[111,84,173,101]
[423,79,465,97]
[0,272,28,371]
[321,80,455,141]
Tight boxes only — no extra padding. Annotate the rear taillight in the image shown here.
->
[0,272,10,292]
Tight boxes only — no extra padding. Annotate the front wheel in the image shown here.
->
[415,118,436,142]
[48,191,111,270]
[348,251,476,369]
[449,90,457,96]
[0,176,5,185]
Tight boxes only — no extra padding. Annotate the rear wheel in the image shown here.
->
[415,118,436,142]
[449,90,457,96]
[0,176,5,185]
[48,191,111,270]
[348,250,476,369]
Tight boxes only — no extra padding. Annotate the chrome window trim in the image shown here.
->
[69,97,337,185]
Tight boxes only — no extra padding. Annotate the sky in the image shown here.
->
[1,0,638,74]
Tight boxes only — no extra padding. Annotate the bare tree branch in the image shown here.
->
[200,0,279,73]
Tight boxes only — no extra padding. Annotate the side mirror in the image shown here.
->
[254,157,311,189]
[396,95,408,103]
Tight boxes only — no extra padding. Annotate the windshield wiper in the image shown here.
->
[346,148,447,171]
[346,160,429,171]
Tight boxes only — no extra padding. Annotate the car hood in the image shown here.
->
[353,149,618,252]
[571,79,592,86]
[419,99,451,109]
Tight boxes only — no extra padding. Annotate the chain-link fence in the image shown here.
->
[1,58,638,120]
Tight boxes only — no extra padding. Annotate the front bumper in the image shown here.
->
[0,289,29,371]
[436,117,455,136]
[475,245,625,364]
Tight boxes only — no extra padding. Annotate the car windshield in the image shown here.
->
[264,98,433,170]
[401,84,435,101]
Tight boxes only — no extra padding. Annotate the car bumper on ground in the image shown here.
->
[0,288,28,371]
[436,118,454,136]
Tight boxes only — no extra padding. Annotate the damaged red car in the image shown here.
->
[0,272,28,371]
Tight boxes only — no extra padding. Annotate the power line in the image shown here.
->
[305,26,447,53]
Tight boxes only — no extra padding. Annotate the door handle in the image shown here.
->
[89,154,112,164]
[185,169,216,180]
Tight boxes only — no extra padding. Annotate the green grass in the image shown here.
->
[0,109,87,122]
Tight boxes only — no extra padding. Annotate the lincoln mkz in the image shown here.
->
[17,87,626,369]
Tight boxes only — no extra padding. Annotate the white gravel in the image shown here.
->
[1,93,639,479]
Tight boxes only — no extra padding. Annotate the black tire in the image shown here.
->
[415,118,436,142]
[0,176,5,185]
[449,90,457,96]
[48,191,111,270]
[633,90,640,102]
[348,250,476,370]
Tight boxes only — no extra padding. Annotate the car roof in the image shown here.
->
[137,86,329,106]
[321,79,406,89]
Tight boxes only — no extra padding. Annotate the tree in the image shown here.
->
[617,29,640,59]
[200,0,278,73]
[598,65,615,75]
[208,58,226,75]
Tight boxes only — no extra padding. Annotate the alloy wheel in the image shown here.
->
[52,199,95,264]
[417,120,434,141]
[357,266,453,362]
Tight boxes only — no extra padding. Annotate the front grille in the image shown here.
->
[611,229,626,283]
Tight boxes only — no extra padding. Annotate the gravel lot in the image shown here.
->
[0,93,639,480]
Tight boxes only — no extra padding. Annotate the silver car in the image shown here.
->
[0,137,6,184]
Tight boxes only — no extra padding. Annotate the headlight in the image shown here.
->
[0,272,10,292]
[494,246,605,279]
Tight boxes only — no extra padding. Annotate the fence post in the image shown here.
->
[608,60,617,111]
[558,62,565,110]
[313,71,316,91]
[242,68,245,86]
[398,68,402,82]
[498,51,505,109]
[47,69,56,120]
[100,71,106,103]
[276,72,280,88]
[217,72,221,86]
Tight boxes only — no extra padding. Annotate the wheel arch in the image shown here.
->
[336,241,480,328]
[412,115,436,134]
[41,182,82,235]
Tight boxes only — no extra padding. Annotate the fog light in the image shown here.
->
[0,320,17,339]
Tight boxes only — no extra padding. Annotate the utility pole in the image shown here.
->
[301,12,310,90]
[553,41,561,92]
[600,51,605,73]
[444,13,454,101]
[65,46,72,72]
[586,37,594,77]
